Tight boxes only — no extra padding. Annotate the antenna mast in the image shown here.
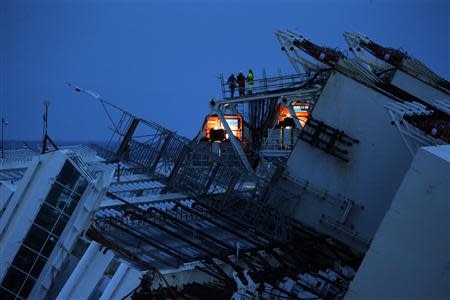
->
[41,100,58,154]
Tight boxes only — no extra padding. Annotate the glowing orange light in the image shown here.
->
[277,101,310,127]
[204,114,243,141]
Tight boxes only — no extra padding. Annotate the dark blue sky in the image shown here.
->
[1,0,448,142]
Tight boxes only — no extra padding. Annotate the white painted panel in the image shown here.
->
[346,145,450,299]
[100,263,141,300]
[281,71,414,251]
[57,242,115,300]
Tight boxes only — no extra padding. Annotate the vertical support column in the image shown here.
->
[262,68,268,91]
[99,263,141,300]
[56,241,115,300]
[115,118,140,162]
[219,73,226,98]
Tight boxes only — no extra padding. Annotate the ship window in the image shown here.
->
[0,159,89,299]
[11,246,37,274]
[30,256,47,278]
[23,225,49,253]
[63,194,81,215]
[44,184,64,207]
[18,278,35,298]
[225,119,239,131]
[35,203,59,232]
[53,214,69,237]
[1,266,26,294]
[0,286,16,300]
[57,161,81,190]
[74,177,88,196]
[44,181,83,210]
[293,105,309,112]
[56,187,71,211]
[41,235,57,258]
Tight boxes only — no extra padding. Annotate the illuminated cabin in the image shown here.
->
[203,114,243,143]
[277,101,311,127]
[260,101,312,153]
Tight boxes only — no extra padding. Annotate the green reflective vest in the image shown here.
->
[247,72,254,84]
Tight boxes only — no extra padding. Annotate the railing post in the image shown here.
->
[262,68,268,92]
[114,117,139,163]
[219,73,225,98]
[279,68,285,88]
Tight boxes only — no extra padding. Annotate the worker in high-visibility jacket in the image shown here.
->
[246,69,254,95]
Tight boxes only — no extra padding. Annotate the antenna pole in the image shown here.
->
[41,100,58,154]
[42,100,49,153]
[44,101,48,135]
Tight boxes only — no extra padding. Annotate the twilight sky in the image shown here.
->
[1,0,448,142]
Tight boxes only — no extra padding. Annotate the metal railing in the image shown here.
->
[219,72,330,99]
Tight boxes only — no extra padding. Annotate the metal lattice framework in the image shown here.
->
[92,192,361,299]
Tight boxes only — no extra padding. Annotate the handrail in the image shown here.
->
[220,72,315,98]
